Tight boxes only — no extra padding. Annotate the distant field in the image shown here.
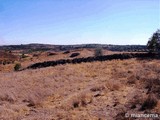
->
[0,48,116,72]
[0,51,17,61]
[0,48,148,72]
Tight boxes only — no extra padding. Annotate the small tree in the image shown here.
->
[94,48,103,57]
[14,63,21,71]
[147,29,160,53]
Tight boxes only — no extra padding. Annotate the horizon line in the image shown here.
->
[0,43,147,46]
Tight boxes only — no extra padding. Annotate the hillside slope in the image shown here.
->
[0,59,159,119]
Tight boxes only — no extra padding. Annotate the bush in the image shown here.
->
[140,93,158,111]
[14,63,21,71]
[94,48,103,57]
[63,51,70,54]
[70,53,80,58]
[47,52,57,56]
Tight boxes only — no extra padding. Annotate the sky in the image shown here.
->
[0,0,159,45]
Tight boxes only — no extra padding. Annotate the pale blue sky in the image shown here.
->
[0,0,159,45]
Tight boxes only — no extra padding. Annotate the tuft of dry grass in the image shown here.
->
[0,91,17,104]
[140,93,158,111]
[60,91,93,110]
[105,79,122,91]
[127,74,138,85]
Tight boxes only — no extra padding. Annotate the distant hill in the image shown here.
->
[0,44,148,53]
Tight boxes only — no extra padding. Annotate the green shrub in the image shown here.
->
[14,63,21,71]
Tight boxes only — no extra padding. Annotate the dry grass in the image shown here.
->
[60,91,93,110]
[0,51,160,119]
[105,79,122,91]
[140,93,158,111]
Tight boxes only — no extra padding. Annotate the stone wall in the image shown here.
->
[27,53,156,69]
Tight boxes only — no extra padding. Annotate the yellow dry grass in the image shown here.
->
[0,54,160,119]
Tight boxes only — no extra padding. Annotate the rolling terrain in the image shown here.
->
[0,45,159,120]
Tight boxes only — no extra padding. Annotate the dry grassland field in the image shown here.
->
[0,49,160,120]
[0,0,159,119]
